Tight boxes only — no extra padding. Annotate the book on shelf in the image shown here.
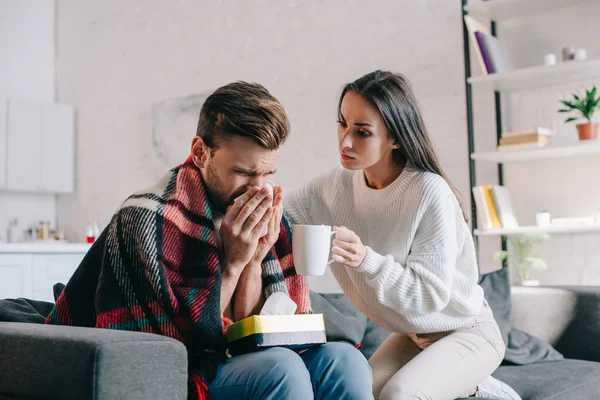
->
[472,185,519,230]
[491,186,519,228]
[475,31,494,73]
[482,34,509,73]
[472,186,493,229]
[464,15,492,75]
[497,142,549,151]
[499,134,551,146]
[501,127,553,138]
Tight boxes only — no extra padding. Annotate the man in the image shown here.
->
[47,81,372,399]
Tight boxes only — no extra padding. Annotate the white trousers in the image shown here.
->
[370,300,505,400]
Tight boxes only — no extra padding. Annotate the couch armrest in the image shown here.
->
[0,323,188,400]
[511,286,600,362]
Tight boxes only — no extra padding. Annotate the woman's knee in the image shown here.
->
[377,371,424,400]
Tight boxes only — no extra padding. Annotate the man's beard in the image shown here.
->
[203,161,242,214]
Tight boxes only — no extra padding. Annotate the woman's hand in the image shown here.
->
[332,226,367,268]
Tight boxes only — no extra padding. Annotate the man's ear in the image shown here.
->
[191,136,210,168]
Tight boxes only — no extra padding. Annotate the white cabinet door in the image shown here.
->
[0,99,7,189]
[0,255,32,299]
[32,254,83,302]
[6,100,43,191]
[41,103,75,193]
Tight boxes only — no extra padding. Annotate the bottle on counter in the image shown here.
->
[54,228,65,241]
[85,221,100,243]
[38,221,50,241]
[7,219,22,243]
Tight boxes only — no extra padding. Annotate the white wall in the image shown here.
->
[471,1,600,285]
[53,1,600,290]
[0,0,56,241]
[55,0,471,292]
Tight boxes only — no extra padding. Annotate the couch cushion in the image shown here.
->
[310,291,391,359]
[0,323,187,400]
[479,268,563,365]
[554,286,600,363]
[479,267,512,346]
[310,292,368,347]
[493,359,600,400]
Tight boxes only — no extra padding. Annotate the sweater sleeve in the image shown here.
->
[283,177,322,226]
[356,195,459,315]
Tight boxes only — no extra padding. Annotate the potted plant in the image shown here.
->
[558,86,600,141]
[492,233,550,286]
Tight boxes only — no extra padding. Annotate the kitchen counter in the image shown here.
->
[0,242,93,253]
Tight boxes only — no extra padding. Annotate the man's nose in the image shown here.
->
[245,176,266,189]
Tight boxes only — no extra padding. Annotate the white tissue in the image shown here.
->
[260,182,274,237]
[259,292,298,316]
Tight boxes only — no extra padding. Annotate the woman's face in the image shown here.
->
[337,91,397,171]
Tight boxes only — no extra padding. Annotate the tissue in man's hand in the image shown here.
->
[226,294,326,356]
[259,292,298,316]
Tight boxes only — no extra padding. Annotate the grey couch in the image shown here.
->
[1,286,600,399]
[492,286,600,399]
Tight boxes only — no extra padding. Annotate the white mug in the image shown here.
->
[292,225,335,276]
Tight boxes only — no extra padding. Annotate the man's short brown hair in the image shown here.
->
[196,82,290,150]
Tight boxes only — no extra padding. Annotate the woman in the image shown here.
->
[284,71,520,400]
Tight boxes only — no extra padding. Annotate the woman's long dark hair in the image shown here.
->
[339,70,467,221]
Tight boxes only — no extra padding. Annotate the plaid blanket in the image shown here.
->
[45,160,310,399]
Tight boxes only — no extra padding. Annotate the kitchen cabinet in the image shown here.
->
[0,243,91,302]
[4,99,75,193]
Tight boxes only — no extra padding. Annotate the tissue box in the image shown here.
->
[226,314,327,356]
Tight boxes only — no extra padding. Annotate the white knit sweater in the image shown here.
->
[284,165,484,334]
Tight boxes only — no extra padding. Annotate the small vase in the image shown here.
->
[576,122,599,141]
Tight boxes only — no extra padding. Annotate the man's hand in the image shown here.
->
[220,186,274,277]
[250,185,284,266]
[232,186,284,321]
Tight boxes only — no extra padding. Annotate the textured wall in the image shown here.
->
[54,1,600,290]
[55,0,470,292]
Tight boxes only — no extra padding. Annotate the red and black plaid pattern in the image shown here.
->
[45,159,310,399]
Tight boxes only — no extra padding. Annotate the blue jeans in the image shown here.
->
[207,342,373,399]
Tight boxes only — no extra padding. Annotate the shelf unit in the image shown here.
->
[461,1,600,253]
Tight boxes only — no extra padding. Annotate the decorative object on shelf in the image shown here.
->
[558,86,600,141]
[497,127,553,151]
[535,211,552,227]
[574,48,587,61]
[562,46,576,61]
[493,233,550,286]
[543,53,557,66]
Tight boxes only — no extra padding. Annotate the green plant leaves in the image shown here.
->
[558,86,600,123]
